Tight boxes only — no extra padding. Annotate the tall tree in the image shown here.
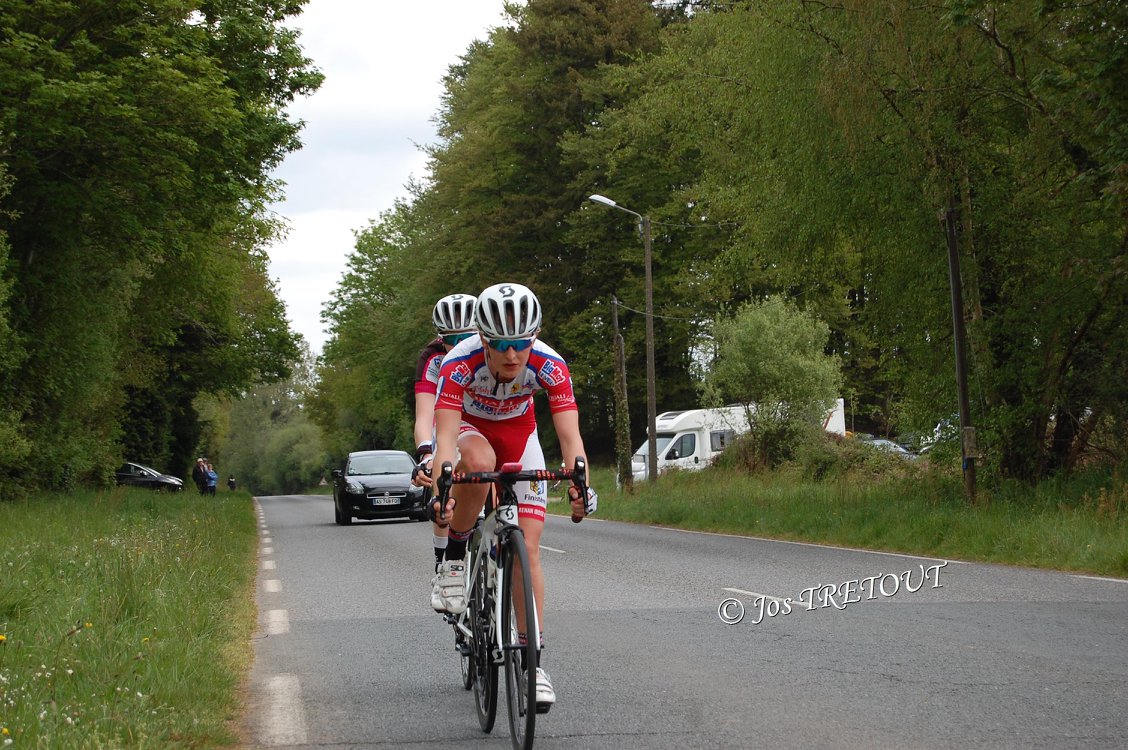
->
[317,0,666,460]
[0,1,321,492]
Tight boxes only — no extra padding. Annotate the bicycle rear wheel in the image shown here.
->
[501,530,538,750]
[470,546,497,732]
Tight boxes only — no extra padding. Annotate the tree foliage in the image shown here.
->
[223,344,328,495]
[0,1,321,495]
[314,0,1127,484]
[704,296,842,467]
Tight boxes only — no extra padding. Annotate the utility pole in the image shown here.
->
[611,297,633,492]
[641,214,658,484]
[944,205,977,503]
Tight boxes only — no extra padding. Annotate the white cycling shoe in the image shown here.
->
[431,560,467,613]
[534,667,555,711]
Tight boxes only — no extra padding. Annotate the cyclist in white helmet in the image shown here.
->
[419,282,598,711]
[413,293,476,587]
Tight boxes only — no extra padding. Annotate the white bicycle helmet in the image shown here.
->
[475,283,542,339]
[432,294,477,334]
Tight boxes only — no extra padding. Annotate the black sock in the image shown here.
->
[446,526,473,561]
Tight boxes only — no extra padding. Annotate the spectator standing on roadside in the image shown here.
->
[205,462,218,496]
[192,458,208,495]
[227,475,236,491]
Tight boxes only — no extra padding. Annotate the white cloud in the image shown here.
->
[267,1,512,355]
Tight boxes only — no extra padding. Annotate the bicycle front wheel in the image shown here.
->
[501,530,538,750]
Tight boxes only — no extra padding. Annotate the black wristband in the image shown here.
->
[415,443,433,462]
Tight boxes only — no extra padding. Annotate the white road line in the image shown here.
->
[1075,574,1128,584]
[653,525,964,563]
[264,579,281,593]
[265,609,289,635]
[261,674,308,747]
[262,546,273,555]
[262,560,276,570]
[723,587,789,603]
[262,536,273,544]
[539,544,568,554]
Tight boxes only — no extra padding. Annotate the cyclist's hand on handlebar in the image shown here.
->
[412,456,433,488]
[568,484,598,518]
[430,494,455,520]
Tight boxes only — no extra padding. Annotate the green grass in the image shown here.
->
[0,488,258,749]
[550,464,1128,577]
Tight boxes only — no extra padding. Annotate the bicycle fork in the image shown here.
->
[492,526,541,665]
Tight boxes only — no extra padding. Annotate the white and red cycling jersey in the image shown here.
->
[435,337,577,520]
[435,337,577,426]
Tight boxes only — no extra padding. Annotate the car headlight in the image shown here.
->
[345,480,364,494]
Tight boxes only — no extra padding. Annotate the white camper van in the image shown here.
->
[631,399,846,482]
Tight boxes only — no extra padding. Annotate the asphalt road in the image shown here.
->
[241,493,1128,749]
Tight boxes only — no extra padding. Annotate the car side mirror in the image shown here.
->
[332,469,342,479]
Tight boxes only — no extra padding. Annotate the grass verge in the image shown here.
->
[550,464,1128,577]
[0,488,258,748]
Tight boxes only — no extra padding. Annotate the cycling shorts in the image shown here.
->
[457,419,548,522]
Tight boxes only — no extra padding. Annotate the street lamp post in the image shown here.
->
[589,194,658,483]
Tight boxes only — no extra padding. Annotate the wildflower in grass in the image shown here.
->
[0,634,6,643]
[84,622,92,629]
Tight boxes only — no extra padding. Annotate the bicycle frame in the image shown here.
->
[452,487,525,662]
[442,459,589,659]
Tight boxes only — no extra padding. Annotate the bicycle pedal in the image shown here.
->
[442,613,456,624]
[535,702,552,715]
[456,641,471,656]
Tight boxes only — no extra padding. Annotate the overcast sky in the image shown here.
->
[266,1,511,356]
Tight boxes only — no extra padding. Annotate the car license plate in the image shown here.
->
[372,496,399,506]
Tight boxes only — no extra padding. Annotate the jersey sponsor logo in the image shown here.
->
[538,360,566,386]
[518,505,546,522]
[425,355,443,382]
[548,390,574,406]
[467,396,528,418]
[449,362,473,386]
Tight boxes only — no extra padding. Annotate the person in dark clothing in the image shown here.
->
[227,475,236,491]
[192,458,208,495]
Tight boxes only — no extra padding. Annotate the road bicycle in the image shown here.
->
[436,458,589,750]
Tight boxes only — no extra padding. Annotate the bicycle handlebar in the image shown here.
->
[435,457,590,523]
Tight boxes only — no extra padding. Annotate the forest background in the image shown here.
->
[1,0,1126,498]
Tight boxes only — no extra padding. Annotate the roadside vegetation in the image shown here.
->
[0,489,257,749]
[553,450,1128,579]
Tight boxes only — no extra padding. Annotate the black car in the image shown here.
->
[332,450,427,525]
[115,462,184,492]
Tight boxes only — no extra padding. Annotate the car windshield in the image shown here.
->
[633,434,675,459]
[347,454,414,476]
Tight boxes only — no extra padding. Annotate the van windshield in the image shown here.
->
[633,434,675,458]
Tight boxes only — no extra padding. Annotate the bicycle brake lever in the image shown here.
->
[437,461,454,522]
[571,457,587,523]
